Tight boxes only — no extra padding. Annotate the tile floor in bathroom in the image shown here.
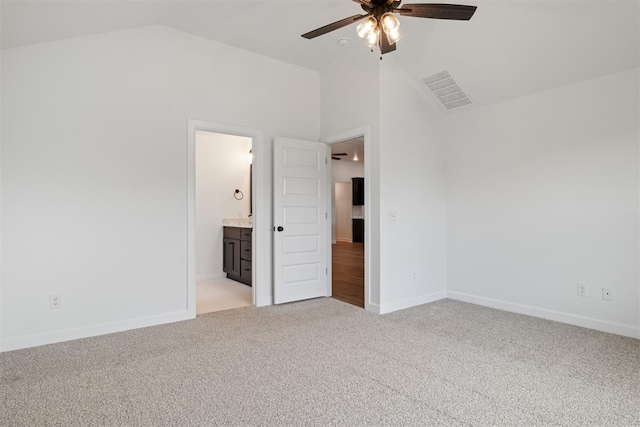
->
[196,277,252,314]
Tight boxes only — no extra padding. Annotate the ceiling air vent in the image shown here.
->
[422,70,472,111]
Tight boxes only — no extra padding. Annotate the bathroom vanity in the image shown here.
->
[222,219,252,286]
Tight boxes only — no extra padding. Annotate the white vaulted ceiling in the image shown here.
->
[2,0,639,109]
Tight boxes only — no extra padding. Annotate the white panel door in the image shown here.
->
[273,137,328,304]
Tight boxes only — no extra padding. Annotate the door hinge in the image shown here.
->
[325,212,328,220]
[325,157,327,165]
[325,268,328,275]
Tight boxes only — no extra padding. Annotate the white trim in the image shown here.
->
[187,120,268,317]
[377,291,447,315]
[0,35,3,352]
[323,126,372,311]
[447,291,640,339]
[326,144,333,298]
[196,273,227,282]
[367,303,382,314]
[1,311,191,353]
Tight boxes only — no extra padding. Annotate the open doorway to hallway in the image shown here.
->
[195,130,253,314]
[330,138,365,308]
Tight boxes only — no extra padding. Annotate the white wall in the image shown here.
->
[195,131,251,280]
[331,159,364,243]
[320,51,381,308]
[332,158,364,182]
[1,25,320,350]
[377,58,449,313]
[444,69,640,338]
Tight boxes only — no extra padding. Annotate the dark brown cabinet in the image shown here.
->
[223,237,241,277]
[352,219,364,243]
[352,177,364,206]
[223,226,252,286]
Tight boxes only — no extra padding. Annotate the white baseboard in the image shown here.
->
[375,291,447,315]
[447,291,640,339]
[196,273,227,282]
[366,302,381,314]
[336,238,353,243]
[1,310,192,353]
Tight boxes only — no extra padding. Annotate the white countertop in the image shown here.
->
[222,217,252,228]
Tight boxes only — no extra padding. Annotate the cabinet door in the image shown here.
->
[352,219,364,243]
[223,238,241,277]
[352,177,364,205]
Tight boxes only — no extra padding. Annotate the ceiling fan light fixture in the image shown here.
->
[365,27,380,49]
[381,12,400,33]
[381,12,403,45]
[302,2,477,56]
[385,26,403,45]
[356,16,377,39]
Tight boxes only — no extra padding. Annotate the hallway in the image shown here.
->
[331,242,364,308]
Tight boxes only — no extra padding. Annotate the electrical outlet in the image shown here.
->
[602,287,613,301]
[49,294,62,309]
[577,283,588,297]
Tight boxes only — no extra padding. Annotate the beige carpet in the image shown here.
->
[1,298,638,426]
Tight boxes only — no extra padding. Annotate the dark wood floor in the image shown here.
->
[332,242,364,308]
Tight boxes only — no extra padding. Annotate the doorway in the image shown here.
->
[195,130,253,314]
[187,120,266,318]
[330,137,365,308]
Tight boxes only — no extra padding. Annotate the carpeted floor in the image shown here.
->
[1,298,638,426]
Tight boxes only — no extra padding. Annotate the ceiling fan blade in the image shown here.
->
[397,4,477,20]
[302,14,370,39]
[332,157,342,160]
[332,153,348,156]
[380,34,397,55]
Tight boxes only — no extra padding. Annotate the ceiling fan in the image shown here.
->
[302,0,477,55]
[331,152,349,160]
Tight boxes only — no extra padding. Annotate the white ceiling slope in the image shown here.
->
[2,0,639,109]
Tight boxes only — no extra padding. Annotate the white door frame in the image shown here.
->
[187,119,266,317]
[323,126,372,312]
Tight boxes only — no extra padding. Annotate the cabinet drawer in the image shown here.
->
[240,228,252,241]
[223,227,241,240]
[240,240,252,261]
[240,259,252,285]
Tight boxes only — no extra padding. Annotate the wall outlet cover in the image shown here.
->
[49,294,62,309]
[577,283,588,297]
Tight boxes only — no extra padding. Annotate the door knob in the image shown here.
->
[277,226,284,232]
